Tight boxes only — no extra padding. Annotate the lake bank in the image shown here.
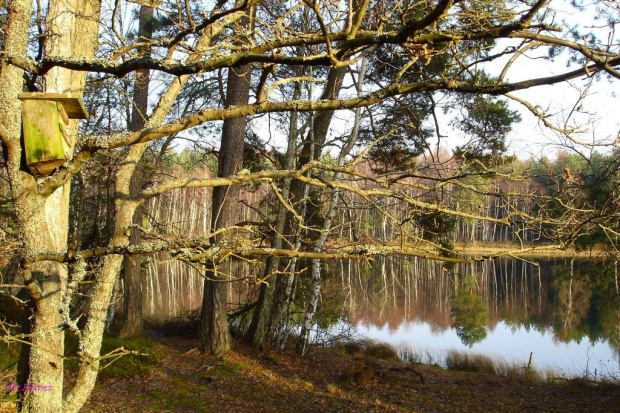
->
[81,337,620,412]
[2,335,618,412]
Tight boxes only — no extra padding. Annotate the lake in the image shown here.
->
[322,256,620,379]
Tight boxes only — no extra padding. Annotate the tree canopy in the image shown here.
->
[1,0,620,411]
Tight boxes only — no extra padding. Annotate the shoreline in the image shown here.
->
[2,335,618,412]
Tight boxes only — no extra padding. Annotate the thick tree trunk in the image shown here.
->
[13,204,67,412]
[118,202,144,337]
[200,61,252,353]
[64,26,220,410]
[117,5,154,338]
[0,0,100,411]
[0,1,47,409]
[199,3,254,354]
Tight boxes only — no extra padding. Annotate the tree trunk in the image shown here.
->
[247,64,345,350]
[247,71,302,347]
[117,4,154,338]
[297,60,366,354]
[64,22,222,411]
[200,61,252,353]
[0,0,100,411]
[199,2,254,354]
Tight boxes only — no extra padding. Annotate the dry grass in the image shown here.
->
[334,339,400,361]
[336,341,553,382]
[77,337,620,412]
[333,340,402,386]
[396,344,561,383]
[444,350,565,382]
[445,350,497,374]
[360,341,620,387]
[397,345,438,365]
[364,342,400,361]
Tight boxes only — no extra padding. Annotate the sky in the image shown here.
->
[344,1,620,161]
[318,48,620,162]
[305,43,620,162]
[487,45,619,159]
[162,1,620,161]
[461,2,619,160]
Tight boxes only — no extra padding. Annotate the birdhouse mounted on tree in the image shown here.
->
[18,93,89,178]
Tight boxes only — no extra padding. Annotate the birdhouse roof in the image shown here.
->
[18,92,89,120]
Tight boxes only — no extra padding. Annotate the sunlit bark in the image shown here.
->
[200,4,254,353]
[116,4,154,339]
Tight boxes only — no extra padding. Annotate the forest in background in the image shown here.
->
[6,143,616,336]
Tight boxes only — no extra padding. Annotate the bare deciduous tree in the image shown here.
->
[0,0,619,411]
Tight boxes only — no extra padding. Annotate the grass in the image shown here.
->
[445,350,498,374]
[443,350,552,381]
[216,358,247,377]
[65,333,161,378]
[394,343,561,382]
[0,342,19,406]
[77,337,620,412]
[148,387,211,412]
[397,344,441,366]
[0,343,19,374]
[334,339,400,361]
[1,333,160,383]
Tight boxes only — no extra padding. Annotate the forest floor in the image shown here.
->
[1,335,619,412]
[77,336,618,413]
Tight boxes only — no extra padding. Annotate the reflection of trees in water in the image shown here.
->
[450,276,487,347]
[338,257,619,352]
[547,259,620,357]
[138,253,618,356]
[551,258,590,342]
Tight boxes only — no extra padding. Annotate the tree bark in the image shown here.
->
[297,60,366,354]
[63,23,223,410]
[246,63,345,349]
[247,72,302,347]
[117,4,154,338]
[200,61,252,353]
[0,0,100,411]
[199,2,254,354]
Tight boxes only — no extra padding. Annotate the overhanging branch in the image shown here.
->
[31,236,567,266]
[80,60,615,151]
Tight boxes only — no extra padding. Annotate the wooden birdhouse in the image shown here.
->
[18,93,89,178]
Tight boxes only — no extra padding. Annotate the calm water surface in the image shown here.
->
[330,257,620,378]
[355,320,619,377]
